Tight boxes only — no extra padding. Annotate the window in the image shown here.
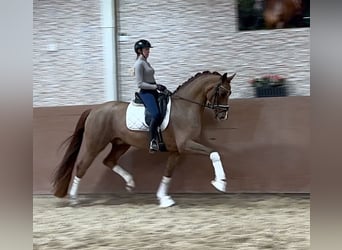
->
[237,0,310,31]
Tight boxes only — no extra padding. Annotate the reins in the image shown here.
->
[171,83,230,111]
[171,93,212,109]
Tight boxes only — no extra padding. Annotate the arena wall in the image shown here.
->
[33,96,310,194]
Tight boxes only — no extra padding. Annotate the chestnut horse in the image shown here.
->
[53,71,235,207]
[263,0,303,29]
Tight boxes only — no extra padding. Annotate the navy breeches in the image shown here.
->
[139,90,161,122]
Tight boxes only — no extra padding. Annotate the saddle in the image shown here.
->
[134,90,171,152]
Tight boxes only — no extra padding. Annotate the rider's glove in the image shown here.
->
[156,84,167,91]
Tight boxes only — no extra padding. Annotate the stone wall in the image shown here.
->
[33,0,310,107]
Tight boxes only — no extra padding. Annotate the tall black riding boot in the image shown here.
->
[149,119,159,153]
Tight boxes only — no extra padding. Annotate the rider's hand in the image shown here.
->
[156,84,166,91]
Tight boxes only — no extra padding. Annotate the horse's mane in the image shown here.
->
[173,71,221,94]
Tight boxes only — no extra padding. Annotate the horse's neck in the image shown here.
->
[172,75,218,123]
[175,75,217,103]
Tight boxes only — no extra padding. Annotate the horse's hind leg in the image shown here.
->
[103,143,134,191]
[157,152,180,208]
[69,150,98,200]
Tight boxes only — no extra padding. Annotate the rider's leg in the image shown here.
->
[148,118,159,152]
[138,90,161,152]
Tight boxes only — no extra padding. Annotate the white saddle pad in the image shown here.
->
[126,98,171,131]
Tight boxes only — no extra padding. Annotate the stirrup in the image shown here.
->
[149,139,159,152]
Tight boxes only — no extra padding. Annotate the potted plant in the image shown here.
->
[250,74,287,97]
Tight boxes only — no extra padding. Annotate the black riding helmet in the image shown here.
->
[134,39,153,55]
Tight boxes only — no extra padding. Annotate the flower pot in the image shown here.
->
[255,85,287,97]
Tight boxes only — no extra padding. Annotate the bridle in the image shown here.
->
[208,83,230,113]
[172,82,230,117]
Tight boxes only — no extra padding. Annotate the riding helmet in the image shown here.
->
[134,39,153,54]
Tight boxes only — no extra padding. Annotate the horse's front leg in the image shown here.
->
[156,152,180,208]
[181,140,227,192]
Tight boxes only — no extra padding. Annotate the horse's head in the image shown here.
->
[172,71,235,120]
[206,72,235,120]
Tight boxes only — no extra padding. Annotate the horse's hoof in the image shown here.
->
[126,179,135,192]
[158,196,176,208]
[211,179,227,193]
[69,197,79,206]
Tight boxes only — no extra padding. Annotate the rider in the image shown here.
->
[133,39,167,153]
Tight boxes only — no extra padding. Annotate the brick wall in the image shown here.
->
[33,0,310,107]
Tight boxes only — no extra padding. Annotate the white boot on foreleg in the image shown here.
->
[210,152,227,192]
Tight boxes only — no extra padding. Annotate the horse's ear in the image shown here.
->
[221,73,227,80]
[227,73,236,81]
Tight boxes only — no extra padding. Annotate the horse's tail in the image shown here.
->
[52,109,91,198]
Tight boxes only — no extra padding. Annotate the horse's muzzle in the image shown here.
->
[215,105,229,120]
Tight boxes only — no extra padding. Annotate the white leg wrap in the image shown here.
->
[157,176,175,208]
[69,176,81,198]
[210,152,226,180]
[113,165,130,182]
[113,165,135,191]
[157,176,171,199]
